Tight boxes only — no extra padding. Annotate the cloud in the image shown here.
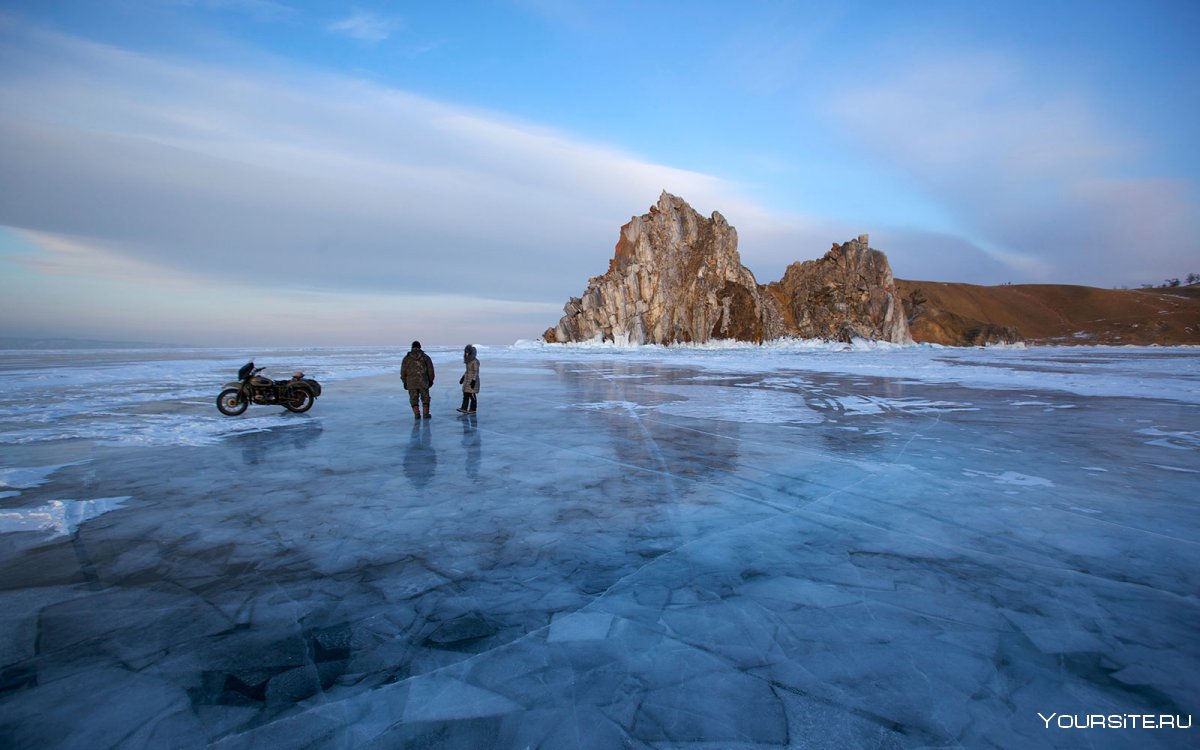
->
[7,229,195,286]
[1,229,560,346]
[328,10,404,43]
[868,228,1019,284]
[1,20,842,342]
[827,52,1199,286]
[832,55,1128,179]
[0,22,780,313]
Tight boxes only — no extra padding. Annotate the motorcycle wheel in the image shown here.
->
[284,389,314,413]
[217,388,249,416]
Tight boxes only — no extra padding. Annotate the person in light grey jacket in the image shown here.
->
[457,344,480,414]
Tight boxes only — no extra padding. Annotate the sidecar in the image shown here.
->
[293,374,322,398]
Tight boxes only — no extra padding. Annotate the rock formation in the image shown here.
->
[765,236,911,344]
[543,193,912,345]
[543,192,785,345]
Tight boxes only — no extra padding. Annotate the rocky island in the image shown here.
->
[543,192,911,346]
[544,193,1200,347]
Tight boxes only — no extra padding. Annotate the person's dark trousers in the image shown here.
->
[459,393,477,412]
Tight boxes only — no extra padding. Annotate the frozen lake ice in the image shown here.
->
[0,342,1197,748]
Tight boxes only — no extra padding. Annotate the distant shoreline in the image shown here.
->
[3,339,1200,353]
[0,337,179,350]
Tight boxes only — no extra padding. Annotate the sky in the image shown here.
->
[1,0,1197,346]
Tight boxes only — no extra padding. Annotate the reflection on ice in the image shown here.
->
[0,343,1196,749]
[646,384,822,423]
[404,421,438,489]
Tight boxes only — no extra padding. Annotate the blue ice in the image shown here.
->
[0,343,1196,748]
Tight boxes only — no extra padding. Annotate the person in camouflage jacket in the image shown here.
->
[401,340,435,419]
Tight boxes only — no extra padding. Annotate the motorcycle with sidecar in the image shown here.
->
[216,361,322,415]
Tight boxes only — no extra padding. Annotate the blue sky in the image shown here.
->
[1,0,1197,346]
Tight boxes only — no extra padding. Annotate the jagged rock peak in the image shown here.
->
[543,192,784,345]
[543,196,911,346]
[767,235,912,344]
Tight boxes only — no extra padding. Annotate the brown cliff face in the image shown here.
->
[766,236,912,344]
[544,194,911,345]
[543,192,785,345]
[897,280,1200,346]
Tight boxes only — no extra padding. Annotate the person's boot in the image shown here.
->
[411,404,421,419]
[422,403,432,419]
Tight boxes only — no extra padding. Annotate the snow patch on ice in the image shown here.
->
[1136,428,1199,451]
[1009,400,1077,410]
[1149,464,1198,474]
[740,377,807,388]
[0,496,130,536]
[962,469,1054,487]
[7,414,291,447]
[817,395,977,416]
[0,462,89,489]
[565,401,646,413]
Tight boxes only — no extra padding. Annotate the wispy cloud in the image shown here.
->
[1,229,560,346]
[827,51,1198,286]
[0,22,789,331]
[9,230,195,286]
[328,10,404,43]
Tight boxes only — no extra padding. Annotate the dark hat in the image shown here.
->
[411,341,422,350]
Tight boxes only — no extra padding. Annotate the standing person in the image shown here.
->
[401,341,435,419]
[457,344,480,414]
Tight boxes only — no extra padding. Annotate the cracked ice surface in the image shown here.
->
[0,344,1197,748]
